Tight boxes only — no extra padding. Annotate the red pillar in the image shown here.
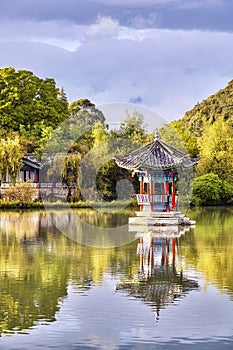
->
[35,169,39,183]
[165,180,169,212]
[172,177,176,210]
[150,179,154,212]
[165,238,169,267]
[139,237,144,272]
[149,237,154,271]
[140,179,144,212]
[172,238,176,266]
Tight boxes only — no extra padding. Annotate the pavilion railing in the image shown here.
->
[136,194,169,204]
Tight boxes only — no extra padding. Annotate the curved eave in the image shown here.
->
[22,158,41,169]
[115,158,197,171]
[114,158,198,170]
[114,138,199,171]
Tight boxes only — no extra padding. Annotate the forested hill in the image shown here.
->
[164,78,233,206]
[176,79,233,136]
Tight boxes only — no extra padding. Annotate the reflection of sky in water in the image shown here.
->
[1,272,233,350]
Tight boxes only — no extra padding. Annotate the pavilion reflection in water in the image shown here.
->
[117,227,199,321]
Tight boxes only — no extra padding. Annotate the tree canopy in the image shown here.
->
[196,119,233,182]
[0,67,68,132]
[177,79,233,136]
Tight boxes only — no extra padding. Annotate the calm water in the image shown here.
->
[0,207,233,349]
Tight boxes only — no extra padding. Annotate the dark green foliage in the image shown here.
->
[68,98,105,130]
[169,79,233,161]
[96,159,139,201]
[169,120,200,158]
[192,173,233,206]
[0,67,68,132]
[117,111,148,144]
[58,87,68,102]
[179,80,233,136]
[196,119,233,183]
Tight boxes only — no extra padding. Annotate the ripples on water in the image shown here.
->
[0,208,232,349]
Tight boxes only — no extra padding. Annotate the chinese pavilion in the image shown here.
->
[115,131,197,226]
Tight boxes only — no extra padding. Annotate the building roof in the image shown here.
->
[23,154,41,169]
[115,133,198,170]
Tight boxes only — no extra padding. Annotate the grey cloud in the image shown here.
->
[1,29,232,122]
[0,0,232,32]
[87,0,225,6]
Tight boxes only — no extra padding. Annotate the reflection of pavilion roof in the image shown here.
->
[116,270,198,318]
[115,134,197,170]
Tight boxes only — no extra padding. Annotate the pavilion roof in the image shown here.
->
[116,271,198,312]
[115,133,198,170]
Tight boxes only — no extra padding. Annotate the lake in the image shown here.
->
[0,207,233,349]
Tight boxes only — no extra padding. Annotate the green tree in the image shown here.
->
[68,98,105,130]
[117,111,148,144]
[96,159,135,201]
[192,173,233,206]
[170,120,199,157]
[58,87,68,102]
[91,121,109,146]
[0,135,24,184]
[177,80,233,136]
[61,152,82,202]
[196,119,233,182]
[0,67,68,133]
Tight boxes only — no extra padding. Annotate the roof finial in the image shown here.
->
[154,128,160,141]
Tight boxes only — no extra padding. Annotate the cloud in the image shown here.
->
[0,0,231,33]
[0,19,85,51]
[88,0,224,6]
[0,13,233,122]
[128,12,162,29]
[85,17,119,38]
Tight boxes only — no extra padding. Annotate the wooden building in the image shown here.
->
[20,154,41,183]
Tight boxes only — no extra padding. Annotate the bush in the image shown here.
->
[221,180,233,203]
[3,180,37,202]
[191,173,233,206]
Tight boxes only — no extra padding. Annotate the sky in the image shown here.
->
[1,0,233,122]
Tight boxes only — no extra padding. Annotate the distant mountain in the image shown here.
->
[177,80,233,136]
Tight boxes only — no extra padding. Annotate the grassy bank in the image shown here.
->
[0,199,139,210]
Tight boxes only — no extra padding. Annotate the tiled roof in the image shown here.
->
[115,136,198,170]
[23,154,41,169]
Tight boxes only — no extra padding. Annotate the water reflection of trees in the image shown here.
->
[0,210,138,335]
[1,207,232,334]
[116,231,199,321]
[181,207,233,298]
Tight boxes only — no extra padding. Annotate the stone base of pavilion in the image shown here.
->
[128,211,196,227]
[129,225,191,240]
[129,223,191,238]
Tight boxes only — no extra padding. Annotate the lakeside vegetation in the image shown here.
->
[0,198,137,210]
[0,67,232,207]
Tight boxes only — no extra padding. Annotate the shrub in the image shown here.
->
[3,180,37,202]
[191,173,233,206]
